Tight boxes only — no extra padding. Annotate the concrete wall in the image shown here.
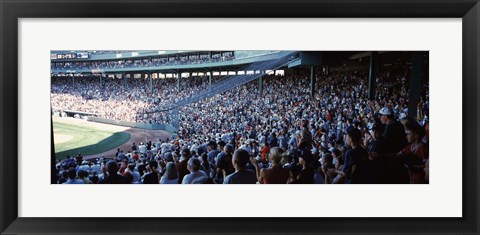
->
[88,116,177,133]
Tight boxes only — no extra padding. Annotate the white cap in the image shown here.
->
[379,107,392,115]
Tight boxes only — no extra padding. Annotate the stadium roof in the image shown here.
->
[51,51,426,75]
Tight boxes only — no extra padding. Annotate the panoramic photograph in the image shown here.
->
[51,50,429,184]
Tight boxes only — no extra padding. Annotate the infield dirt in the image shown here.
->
[53,117,171,160]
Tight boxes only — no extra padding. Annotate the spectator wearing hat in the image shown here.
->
[251,147,289,184]
[399,113,408,126]
[366,121,387,158]
[160,162,179,184]
[379,107,408,153]
[343,127,369,184]
[52,69,429,185]
[99,161,128,184]
[214,144,235,183]
[182,158,208,184]
[224,149,257,184]
[365,124,392,184]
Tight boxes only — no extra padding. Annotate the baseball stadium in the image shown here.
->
[51,50,429,184]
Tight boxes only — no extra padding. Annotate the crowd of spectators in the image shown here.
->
[51,52,235,70]
[53,68,429,184]
[51,74,230,122]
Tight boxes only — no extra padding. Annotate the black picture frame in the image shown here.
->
[1,0,478,234]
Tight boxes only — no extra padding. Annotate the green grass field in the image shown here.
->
[53,120,131,160]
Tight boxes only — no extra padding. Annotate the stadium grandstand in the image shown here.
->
[51,50,429,185]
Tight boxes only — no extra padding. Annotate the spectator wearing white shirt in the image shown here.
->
[138,142,147,154]
[78,161,91,173]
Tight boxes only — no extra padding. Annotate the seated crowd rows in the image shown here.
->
[54,68,429,184]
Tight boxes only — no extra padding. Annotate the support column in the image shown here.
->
[124,74,128,89]
[258,72,263,95]
[408,52,423,118]
[368,52,378,100]
[209,71,212,90]
[72,75,75,87]
[310,66,316,99]
[100,74,103,87]
[149,73,153,92]
[177,73,180,90]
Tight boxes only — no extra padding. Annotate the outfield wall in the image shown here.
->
[87,117,177,133]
